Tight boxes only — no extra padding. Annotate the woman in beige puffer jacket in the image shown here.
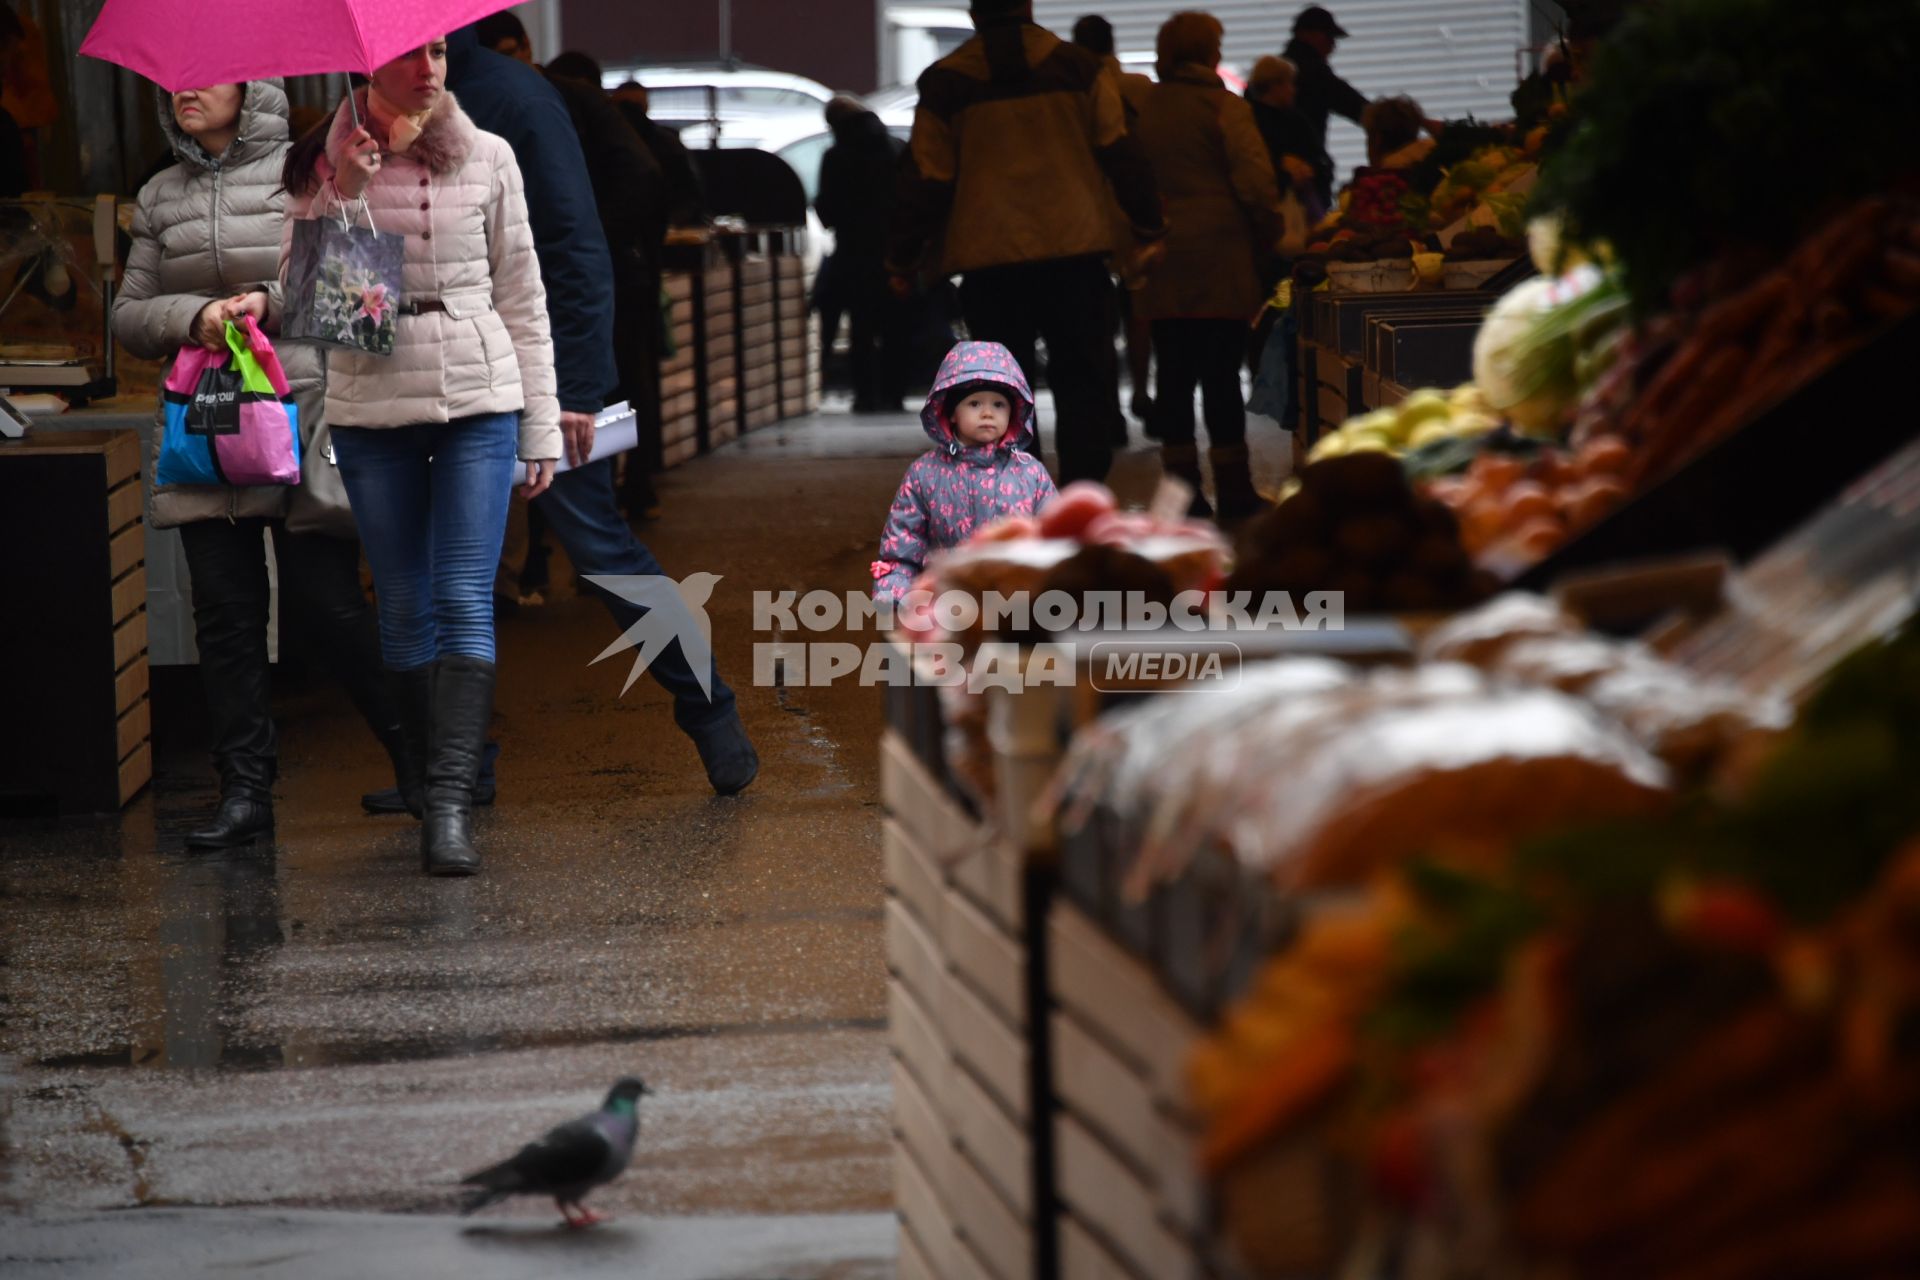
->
[281,37,557,877]
[113,78,407,850]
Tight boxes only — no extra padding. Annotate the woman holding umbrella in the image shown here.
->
[282,36,559,877]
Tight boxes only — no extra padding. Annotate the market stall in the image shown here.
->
[883,1,1920,1274]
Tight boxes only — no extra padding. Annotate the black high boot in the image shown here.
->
[185,593,278,850]
[421,656,495,877]
[364,666,431,817]
[1159,443,1213,519]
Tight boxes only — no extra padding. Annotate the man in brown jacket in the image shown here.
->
[888,0,1165,485]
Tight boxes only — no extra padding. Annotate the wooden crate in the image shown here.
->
[1048,900,1218,1280]
[885,729,1040,1280]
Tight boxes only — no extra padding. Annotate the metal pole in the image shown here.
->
[719,0,732,60]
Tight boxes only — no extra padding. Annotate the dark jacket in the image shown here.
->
[889,18,1163,275]
[1248,95,1328,195]
[1281,35,1367,199]
[617,101,707,226]
[817,110,901,267]
[545,71,668,285]
[445,25,617,416]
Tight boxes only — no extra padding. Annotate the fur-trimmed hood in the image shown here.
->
[326,87,478,175]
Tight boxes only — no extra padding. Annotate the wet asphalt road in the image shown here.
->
[0,396,1281,1273]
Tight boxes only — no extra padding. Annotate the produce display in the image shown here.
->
[1294,135,1538,294]
[1305,384,1499,461]
[1289,0,1920,582]
[1050,593,1788,897]
[1229,453,1494,613]
[897,480,1230,646]
[897,481,1230,808]
[1184,617,1920,1279]
[1308,189,1919,576]
[1422,433,1630,566]
[1572,194,1920,487]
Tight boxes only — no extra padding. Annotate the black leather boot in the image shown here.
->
[187,751,275,849]
[421,656,494,876]
[186,586,277,849]
[364,665,432,817]
[186,789,274,848]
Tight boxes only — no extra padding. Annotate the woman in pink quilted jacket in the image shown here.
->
[281,37,556,877]
[872,341,1058,604]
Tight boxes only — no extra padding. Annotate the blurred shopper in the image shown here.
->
[1246,54,1325,219]
[817,94,906,413]
[612,82,707,227]
[1070,13,1155,435]
[1070,15,1151,118]
[445,27,760,800]
[1280,5,1367,206]
[1136,12,1286,522]
[1363,94,1433,169]
[283,39,560,876]
[474,10,535,64]
[116,80,407,847]
[889,0,1165,485]
[543,49,672,521]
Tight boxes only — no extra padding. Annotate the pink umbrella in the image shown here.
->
[80,0,518,93]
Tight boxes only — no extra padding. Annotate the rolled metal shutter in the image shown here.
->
[1032,0,1530,182]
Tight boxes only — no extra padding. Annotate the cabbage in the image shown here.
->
[1472,269,1627,436]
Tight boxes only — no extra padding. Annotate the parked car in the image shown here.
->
[882,6,973,86]
[600,61,835,151]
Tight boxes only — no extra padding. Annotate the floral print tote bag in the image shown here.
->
[283,200,404,357]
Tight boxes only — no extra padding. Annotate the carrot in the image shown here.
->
[1747,288,1811,373]
[1884,245,1920,293]
[1791,196,1889,288]
[1693,272,1792,348]
[1857,284,1916,323]
[1632,344,1747,483]
[1617,336,1722,443]
[1641,1161,1920,1280]
[1198,1024,1355,1176]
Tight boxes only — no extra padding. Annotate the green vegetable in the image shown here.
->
[1530,0,1920,313]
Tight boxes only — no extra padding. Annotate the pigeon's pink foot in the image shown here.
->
[572,1208,607,1228]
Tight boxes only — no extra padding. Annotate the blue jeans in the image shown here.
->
[534,458,736,725]
[333,413,518,667]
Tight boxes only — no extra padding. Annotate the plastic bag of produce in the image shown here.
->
[1582,663,1791,783]
[1050,657,1358,835]
[1164,665,1672,889]
[1420,592,1580,666]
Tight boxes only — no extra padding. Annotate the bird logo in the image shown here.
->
[585,572,721,700]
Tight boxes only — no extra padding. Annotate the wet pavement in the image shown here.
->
[0,395,1287,1274]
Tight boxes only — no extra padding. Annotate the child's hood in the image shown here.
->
[921,342,1037,453]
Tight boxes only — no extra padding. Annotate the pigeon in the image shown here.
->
[459,1077,651,1227]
